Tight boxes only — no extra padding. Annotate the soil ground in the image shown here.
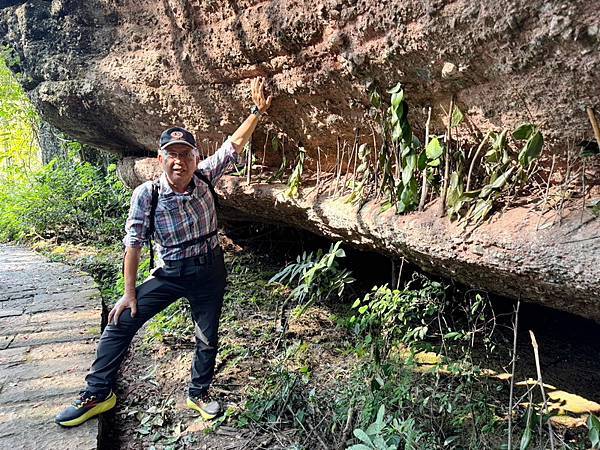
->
[87,228,600,450]
[31,226,600,449]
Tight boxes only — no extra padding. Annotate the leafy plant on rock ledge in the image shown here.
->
[377,83,422,214]
[285,145,306,198]
[445,123,544,225]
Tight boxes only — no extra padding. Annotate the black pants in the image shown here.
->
[85,247,226,398]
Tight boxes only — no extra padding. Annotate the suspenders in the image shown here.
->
[145,170,219,269]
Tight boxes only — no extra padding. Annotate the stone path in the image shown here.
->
[0,245,103,450]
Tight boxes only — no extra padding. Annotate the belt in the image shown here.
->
[162,245,221,269]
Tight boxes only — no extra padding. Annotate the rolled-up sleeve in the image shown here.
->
[123,182,152,248]
[198,140,239,185]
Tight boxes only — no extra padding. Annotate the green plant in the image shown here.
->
[238,365,312,429]
[0,152,130,243]
[589,414,600,449]
[267,135,287,182]
[146,299,194,344]
[269,241,354,314]
[350,275,447,361]
[512,124,543,169]
[364,81,548,224]
[0,54,39,169]
[440,124,545,225]
[347,405,400,450]
[588,199,600,217]
[347,143,373,207]
[284,145,305,198]
[379,83,421,213]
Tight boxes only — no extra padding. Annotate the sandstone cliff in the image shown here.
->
[1,0,599,319]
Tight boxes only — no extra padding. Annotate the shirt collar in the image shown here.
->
[159,172,197,196]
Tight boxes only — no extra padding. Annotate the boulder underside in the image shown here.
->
[0,0,599,157]
[118,156,600,322]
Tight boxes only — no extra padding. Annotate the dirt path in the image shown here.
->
[0,245,102,449]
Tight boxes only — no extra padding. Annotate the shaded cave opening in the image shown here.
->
[221,219,600,402]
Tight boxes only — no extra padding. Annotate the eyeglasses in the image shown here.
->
[161,149,197,160]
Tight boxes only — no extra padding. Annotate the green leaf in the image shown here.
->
[443,331,462,340]
[402,153,417,185]
[468,199,493,223]
[588,414,600,447]
[353,428,374,446]
[366,420,384,436]
[480,167,514,198]
[387,82,402,94]
[426,137,443,160]
[347,445,372,450]
[462,190,481,199]
[519,426,532,450]
[493,129,507,149]
[391,91,404,107]
[427,158,441,167]
[380,201,393,213]
[512,123,535,140]
[417,151,428,171]
[451,106,464,128]
[444,435,460,446]
[376,404,385,425]
[358,305,369,314]
[392,123,403,142]
[518,131,544,168]
[590,427,599,447]
[352,299,361,308]
[370,90,381,108]
[271,136,280,152]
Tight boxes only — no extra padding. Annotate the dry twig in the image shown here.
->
[439,95,455,217]
[418,107,432,211]
[465,131,491,192]
[507,298,520,450]
[337,405,356,450]
[529,330,556,449]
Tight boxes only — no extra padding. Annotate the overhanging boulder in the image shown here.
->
[1,1,599,319]
[1,1,599,156]
[117,156,600,323]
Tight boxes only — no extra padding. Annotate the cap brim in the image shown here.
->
[160,140,196,150]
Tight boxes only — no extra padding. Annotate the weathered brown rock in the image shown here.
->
[115,155,600,322]
[1,1,599,318]
[1,0,599,156]
[223,180,600,323]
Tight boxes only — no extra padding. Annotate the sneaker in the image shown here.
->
[55,390,117,427]
[186,394,221,420]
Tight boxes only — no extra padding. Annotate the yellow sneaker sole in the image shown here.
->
[57,392,117,427]
[186,398,218,420]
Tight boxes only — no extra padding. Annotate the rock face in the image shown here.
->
[1,1,599,318]
[117,156,600,322]
[1,0,599,155]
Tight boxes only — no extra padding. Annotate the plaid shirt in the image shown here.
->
[123,140,238,261]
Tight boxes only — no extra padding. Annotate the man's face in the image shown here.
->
[158,144,200,188]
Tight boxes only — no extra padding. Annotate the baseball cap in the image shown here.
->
[159,127,196,150]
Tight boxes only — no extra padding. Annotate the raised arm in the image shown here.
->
[229,77,272,154]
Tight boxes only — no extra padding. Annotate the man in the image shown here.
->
[55,77,272,427]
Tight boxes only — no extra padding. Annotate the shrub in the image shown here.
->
[0,150,130,243]
[269,241,355,314]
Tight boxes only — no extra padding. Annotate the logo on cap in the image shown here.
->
[171,131,184,140]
